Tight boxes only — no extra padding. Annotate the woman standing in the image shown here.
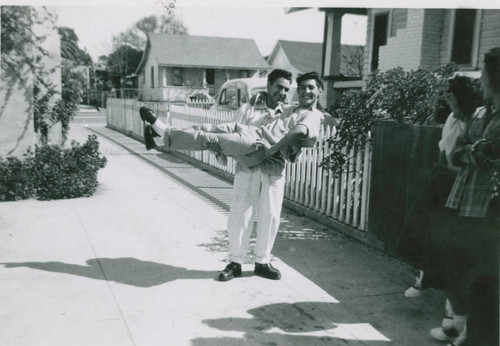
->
[430,47,500,346]
[398,76,482,300]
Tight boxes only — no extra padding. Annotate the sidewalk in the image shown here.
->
[0,113,446,346]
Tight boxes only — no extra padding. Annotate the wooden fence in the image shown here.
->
[106,99,373,235]
[368,121,443,254]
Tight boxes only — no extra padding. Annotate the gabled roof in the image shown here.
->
[274,40,323,73]
[268,40,364,77]
[136,33,271,73]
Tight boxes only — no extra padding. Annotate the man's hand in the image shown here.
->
[254,139,271,150]
[254,139,273,157]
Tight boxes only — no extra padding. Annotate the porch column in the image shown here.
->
[225,70,230,81]
[202,69,207,87]
[162,67,167,87]
[323,10,343,77]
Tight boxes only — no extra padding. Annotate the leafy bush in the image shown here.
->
[0,135,107,201]
[189,93,211,102]
[322,65,457,174]
[0,151,35,201]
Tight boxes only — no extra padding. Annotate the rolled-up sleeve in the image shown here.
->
[297,110,324,145]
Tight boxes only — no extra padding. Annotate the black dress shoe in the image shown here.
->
[217,262,242,282]
[144,125,159,150]
[254,262,281,280]
[139,106,158,124]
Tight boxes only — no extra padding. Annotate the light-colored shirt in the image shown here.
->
[233,103,287,176]
[260,105,325,163]
[233,103,326,175]
[439,112,466,157]
[439,112,467,170]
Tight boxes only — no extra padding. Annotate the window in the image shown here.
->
[450,9,479,66]
[220,88,237,108]
[239,89,248,105]
[174,68,183,86]
[240,70,249,78]
[371,13,389,71]
[150,66,154,88]
[206,69,215,85]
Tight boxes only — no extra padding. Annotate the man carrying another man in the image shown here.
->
[139,70,328,281]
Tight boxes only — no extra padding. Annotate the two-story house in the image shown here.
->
[318,8,500,108]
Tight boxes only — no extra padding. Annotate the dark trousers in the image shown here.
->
[434,200,499,345]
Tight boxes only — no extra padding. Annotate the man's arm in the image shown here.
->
[264,109,323,157]
[265,125,308,157]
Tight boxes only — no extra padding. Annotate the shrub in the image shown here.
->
[0,151,35,201]
[322,64,458,175]
[32,135,108,200]
[0,135,107,201]
[189,93,211,102]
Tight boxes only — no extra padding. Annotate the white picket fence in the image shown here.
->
[186,99,214,109]
[106,99,372,232]
[107,98,170,139]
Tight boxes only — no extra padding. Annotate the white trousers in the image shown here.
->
[228,169,285,264]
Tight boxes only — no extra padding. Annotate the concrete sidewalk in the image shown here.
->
[0,114,446,346]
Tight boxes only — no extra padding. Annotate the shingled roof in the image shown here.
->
[136,33,271,73]
[269,40,363,77]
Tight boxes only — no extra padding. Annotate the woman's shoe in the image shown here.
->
[446,324,466,346]
[404,270,428,297]
[430,326,459,341]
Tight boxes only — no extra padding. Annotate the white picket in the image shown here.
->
[344,144,354,224]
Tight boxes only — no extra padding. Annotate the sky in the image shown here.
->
[55,6,366,61]
[6,0,498,62]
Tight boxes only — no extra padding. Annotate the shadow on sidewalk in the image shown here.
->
[2,257,216,287]
[197,229,229,254]
[191,302,391,345]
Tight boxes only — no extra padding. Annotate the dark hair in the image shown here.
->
[484,47,500,93]
[448,76,482,116]
[267,69,292,85]
[296,72,324,90]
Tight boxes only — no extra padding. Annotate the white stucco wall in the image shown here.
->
[0,6,61,157]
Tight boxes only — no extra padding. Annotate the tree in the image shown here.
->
[58,26,91,65]
[111,14,188,51]
[106,45,143,80]
[342,46,364,79]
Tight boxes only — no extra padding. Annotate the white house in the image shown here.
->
[136,33,271,102]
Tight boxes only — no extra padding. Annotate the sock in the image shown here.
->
[152,119,168,137]
[445,298,455,318]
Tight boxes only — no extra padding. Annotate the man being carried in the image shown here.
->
[139,72,325,168]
